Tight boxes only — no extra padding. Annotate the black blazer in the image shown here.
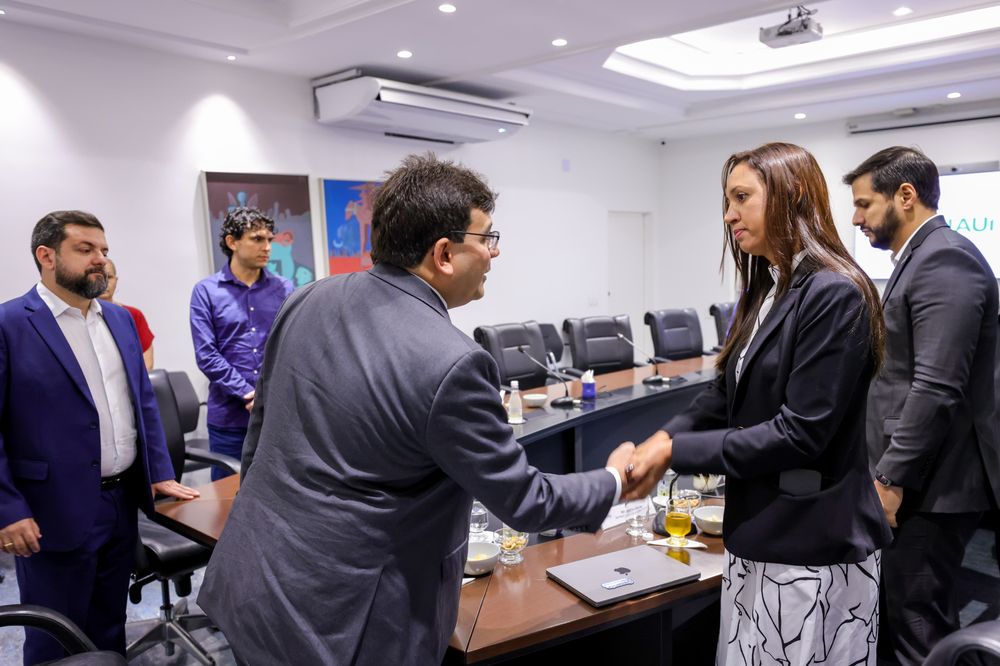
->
[666,265,892,566]
[868,216,1000,513]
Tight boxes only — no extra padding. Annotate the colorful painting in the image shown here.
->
[322,178,381,275]
[203,172,316,286]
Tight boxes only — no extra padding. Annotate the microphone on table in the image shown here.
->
[616,333,685,385]
[516,346,576,408]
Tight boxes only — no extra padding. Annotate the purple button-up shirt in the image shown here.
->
[190,264,294,428]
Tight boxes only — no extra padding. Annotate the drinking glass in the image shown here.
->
[495,526,528,565]
[469,500,489,542]
[664,490,700,547]
[625,498,650,538]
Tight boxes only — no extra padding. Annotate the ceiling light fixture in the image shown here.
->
[551,38,568,47]
[893,6,913,17]
[497,128,507,133]
[0,9,6,15]
[947,91,962,99]
[397,50,413,59]
[438,3,457,13]
[226,55,237,61]
[794,112,807,120]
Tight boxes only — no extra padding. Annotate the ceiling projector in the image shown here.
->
[759,6,823,48]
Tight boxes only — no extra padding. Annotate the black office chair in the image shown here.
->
[0,604,127,665]
[561,315,639,374]
[708,301,737,351]
[126,370,240,665]
[923,618,1000,665]
[538,322,579,376]
[473,321,550,390]
[165,370,211,474]
[644,308,712,361]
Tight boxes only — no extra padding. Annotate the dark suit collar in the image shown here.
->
[23,286,96,407]
[882,215,947,304]
[369,263,450,320]
[728,264,813,406]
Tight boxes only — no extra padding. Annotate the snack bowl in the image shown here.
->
[523,393,548,408]
[693,505,724,536]
[464,541,500,576]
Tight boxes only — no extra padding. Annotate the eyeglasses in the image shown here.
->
[449,229,500,251]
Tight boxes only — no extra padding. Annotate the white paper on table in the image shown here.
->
[462,577,476,586]
[601,497,655,530]
[646,538,708,549]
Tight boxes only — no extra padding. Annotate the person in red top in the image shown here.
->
[99,259,155,371]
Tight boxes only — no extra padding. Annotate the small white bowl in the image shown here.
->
[464,541,500,575]
[523,393,548,408]
[693,505,724,535]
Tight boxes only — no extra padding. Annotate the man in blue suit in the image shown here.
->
[0,211,200,664]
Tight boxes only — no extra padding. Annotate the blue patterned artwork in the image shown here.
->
[322,179,381,275]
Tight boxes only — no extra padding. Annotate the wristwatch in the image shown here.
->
[874,472,893,487]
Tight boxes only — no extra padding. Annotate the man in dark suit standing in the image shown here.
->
[198,155,635,664]
[0,211,200,664]
[845,147,1000,665]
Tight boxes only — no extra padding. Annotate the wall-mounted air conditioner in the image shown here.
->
[313,71,531,144]
[846,98,1000,134]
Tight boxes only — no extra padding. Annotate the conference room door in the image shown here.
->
[607,211,653,363]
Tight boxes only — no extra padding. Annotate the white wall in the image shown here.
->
[0,22,662,392]
[657,116,1000,342]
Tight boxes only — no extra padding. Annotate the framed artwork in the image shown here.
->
[203,172,316,286]
[321,178,381,275]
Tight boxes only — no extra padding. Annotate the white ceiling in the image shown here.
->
[2,0,999,139]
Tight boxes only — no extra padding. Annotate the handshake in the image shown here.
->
[605,430,674,501]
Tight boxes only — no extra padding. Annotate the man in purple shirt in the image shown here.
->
[190,207,294,480]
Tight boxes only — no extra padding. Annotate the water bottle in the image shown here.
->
[507,380,523,423]
[469,499,489,542]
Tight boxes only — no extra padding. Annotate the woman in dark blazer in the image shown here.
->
[628,143,892,665]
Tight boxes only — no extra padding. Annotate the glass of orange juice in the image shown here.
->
[665,490,700,547]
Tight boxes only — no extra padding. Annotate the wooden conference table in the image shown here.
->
[154,357,722,663]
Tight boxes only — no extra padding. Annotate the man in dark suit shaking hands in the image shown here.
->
[845,147,1000,665]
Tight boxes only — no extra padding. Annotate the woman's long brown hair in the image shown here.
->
[715,142,884,374]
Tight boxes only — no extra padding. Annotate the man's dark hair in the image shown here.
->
[31,210,104,272]
[371,153,497,268]
[219,207,275,259]
[842,146,940,210]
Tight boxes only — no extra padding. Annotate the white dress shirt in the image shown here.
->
[735,251,807,383]
[890,214,938,266]
[36,283,137,476]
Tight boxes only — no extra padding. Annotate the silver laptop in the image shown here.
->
[546,545,700,607]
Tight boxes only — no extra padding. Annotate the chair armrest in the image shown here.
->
[702,350,715,356]
[0,604,97,654]
[185,449,241,476]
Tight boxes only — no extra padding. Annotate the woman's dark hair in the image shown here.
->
[31,210,104,272]
[371,153,496,268]
[717,142,884,374]
[842,145,940,210]
[219,207,275,259]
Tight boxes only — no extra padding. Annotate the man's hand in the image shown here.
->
[874,482,903,528]
[0,517,41,558]
[152,480,201,501]
[606,441,636,498]
[621,430,673,500]
[244,389,256,412]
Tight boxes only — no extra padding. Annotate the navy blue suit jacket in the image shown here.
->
[0,286,175,551]
[666,266,892,566]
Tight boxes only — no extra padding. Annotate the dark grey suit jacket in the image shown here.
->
[197,263,617,665]
[665,266,891,565]
[868,216,1000,513]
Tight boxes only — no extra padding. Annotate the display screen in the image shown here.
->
[853,169,1000,279]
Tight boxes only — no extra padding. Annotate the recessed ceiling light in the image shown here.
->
[0,9,7,15]
[893,6,913,17]
[794,112,807,120]
[226,55,237,61]
[397,50,413,59]
[497,128,507,133]
[438,3,457,12]
[551,38,568,47]
[947,91,962,99]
